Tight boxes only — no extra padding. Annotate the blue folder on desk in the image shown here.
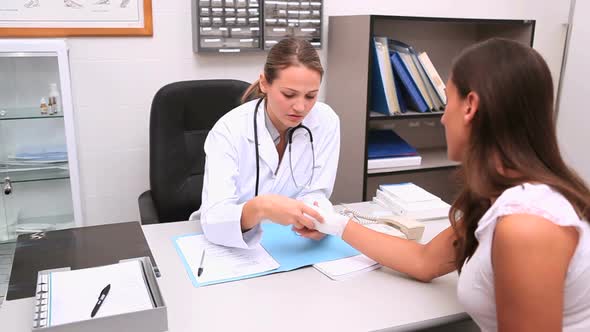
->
[173,223,360,287]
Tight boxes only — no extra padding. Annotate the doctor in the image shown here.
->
[192,38,340,249]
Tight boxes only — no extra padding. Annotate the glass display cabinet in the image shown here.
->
[0,39,82,243]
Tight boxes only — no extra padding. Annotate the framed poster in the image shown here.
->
[0,0,152,36]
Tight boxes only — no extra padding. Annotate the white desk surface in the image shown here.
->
[0,216,466,332]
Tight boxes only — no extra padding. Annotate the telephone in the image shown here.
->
[339,205,425,241]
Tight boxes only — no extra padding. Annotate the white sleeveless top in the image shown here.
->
[456,183,590,331]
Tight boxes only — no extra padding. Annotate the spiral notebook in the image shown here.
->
[33,259,155,329]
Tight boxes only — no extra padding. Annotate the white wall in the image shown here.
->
[67,0,571,225]
[557,0,590,184]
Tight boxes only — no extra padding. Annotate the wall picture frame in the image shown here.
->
[0,0,152,37]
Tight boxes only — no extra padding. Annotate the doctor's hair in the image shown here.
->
[448,38,590,273]
[241,38,324,103]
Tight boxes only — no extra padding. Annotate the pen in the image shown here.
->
[197,249,206,277]
[91,284,111,318]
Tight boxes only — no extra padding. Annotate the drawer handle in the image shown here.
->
[3,177,12,195]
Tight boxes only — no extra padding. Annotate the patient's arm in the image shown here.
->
[343,222,457,282]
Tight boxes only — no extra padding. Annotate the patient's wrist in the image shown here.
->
[340,219,355,241]
[328,213,350,238]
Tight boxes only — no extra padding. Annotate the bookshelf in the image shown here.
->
[325,15,535,204]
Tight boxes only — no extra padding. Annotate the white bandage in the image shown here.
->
[305,203,350,238]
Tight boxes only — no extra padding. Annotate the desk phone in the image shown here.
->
[338,204,425,241]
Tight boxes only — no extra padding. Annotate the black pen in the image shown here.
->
[91,284,111,318]
[197,249,206,277]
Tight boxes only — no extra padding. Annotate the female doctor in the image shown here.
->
[192,38,340,249]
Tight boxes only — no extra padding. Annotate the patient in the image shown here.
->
[310,38,590,331]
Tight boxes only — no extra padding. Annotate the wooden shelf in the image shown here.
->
[369,110,444,120]
[325,15,534,204]
[367,147,459,175]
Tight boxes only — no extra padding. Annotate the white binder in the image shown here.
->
[31,257,167,332]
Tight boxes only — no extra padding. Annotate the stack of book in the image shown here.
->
[371,36,447,116]
[373,182,451,220]
[367,129,421,170]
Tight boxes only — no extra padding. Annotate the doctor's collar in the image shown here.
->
[262,103,318,139]
[263,107,281,145]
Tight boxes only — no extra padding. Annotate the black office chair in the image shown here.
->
[138,79,250,224]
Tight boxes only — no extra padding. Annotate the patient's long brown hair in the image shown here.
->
[449,38,590,272]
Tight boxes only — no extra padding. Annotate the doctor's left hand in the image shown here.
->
[259,194,324,230]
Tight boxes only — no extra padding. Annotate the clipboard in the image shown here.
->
[31,257,167,332]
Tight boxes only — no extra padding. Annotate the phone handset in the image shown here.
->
[340,207,425,241]
[375,216,425,241]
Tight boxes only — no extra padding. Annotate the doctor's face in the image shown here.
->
[260,65,321,133]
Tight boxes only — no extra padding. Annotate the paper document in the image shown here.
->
[175,234,280,284]
[314,255,380,281]
[174,224,360,287]
[47,260,154,326]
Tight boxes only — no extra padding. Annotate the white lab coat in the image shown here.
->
[190,98,341,249]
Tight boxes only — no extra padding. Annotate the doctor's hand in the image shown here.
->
[259,195,324,230]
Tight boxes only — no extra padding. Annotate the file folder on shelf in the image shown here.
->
[32,257,167,332]
[367,130,419,159]
[371,37,406,115]
[389,40,445,111]
[417,51,447,105]
[390,51,430,113]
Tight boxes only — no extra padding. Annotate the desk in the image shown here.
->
[0,216,467,331]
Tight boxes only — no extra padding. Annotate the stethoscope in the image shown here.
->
[253,97,315,196]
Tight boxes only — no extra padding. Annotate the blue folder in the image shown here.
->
[371,37,407,115]
[371,39,390,116]
[389,39,444,111]
[368,129,418,159]
[390,51,430,113]
[173,223,360,287]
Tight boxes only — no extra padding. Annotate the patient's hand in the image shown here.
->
[304,203,350,238]
[292,226,326,240]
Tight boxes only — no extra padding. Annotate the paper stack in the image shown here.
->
[313,255,380,281]
[373,182,450,220]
